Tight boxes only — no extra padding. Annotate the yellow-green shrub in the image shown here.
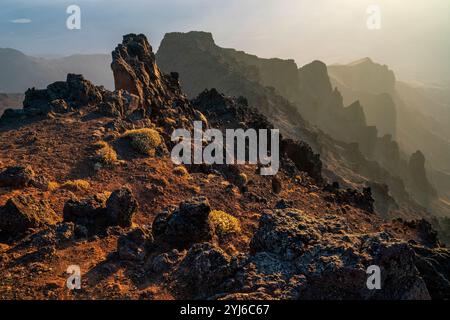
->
[47,181,60,191]
[94,141,118,166]
[173,165,189,177]
[61,179,91,192]
[122,128,162,156]
[209,210,241,238]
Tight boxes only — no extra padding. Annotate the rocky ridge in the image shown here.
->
[0,33,449,300]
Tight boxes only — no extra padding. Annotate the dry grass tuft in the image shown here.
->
[61,179,91,192]
[46,181,60,191]
[209,210,241,239]
[173,165,189,177]
[122,128,162,156]
[94,141,118,166]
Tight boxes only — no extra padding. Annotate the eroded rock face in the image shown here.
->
[63,188,138,234]
[106,186,138,228]
[153,197,214,249]
[117,226,153,262]
[245,209,431,299]
[111,34,173,113]
[0,195,58,235]
[280,139,322,182]
[324,184,375,213]
[408,151,437,204]
[173,242,233,299]
[413,246,450,300]
[0,165,35,188]
[98,89,140,117]
[24,74,102,112]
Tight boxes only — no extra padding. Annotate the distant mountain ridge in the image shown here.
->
[156,31,439,218]
[0,48,113,93]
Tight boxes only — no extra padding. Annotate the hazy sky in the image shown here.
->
[1,0,449,85]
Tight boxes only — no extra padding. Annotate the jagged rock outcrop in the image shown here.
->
[24,74,103,111]
[111,34,172,112]
[0,165,35,188]
[323,183,375,213]
[413,246,450,300]
[153,197,214,249]
[63,188,138,234]
[408,151,437,205]
[106,186,138,228]
[0,195,58,236]
[280,139,322,182]
[173,242,233,298]
[117,226,153,261]
[0,73,103,123]
[244,209,431,299]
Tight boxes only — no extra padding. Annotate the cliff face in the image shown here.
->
[328,58,446,209]
[156,31,437,219]
[328,58,396,95]
[328,60,397,138]
[157,32,375,153]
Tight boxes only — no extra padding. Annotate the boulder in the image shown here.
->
[117,226,153,262]
[0,195,57,235]
[152,197,213,249]
[173,242,233,298]
[106,186,138,228]
[149,249,185,273]
[63,193,109,233]
[280,139,322,182]
[63,188,137,234]
[0,165,35,188]
[24,74,102,113]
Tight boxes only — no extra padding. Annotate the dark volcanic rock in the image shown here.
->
[98,89,140,117]
[149,249,185,273]
[106,186,138,228]
[271,176,282,194]
[117,226,153,262]
[24,74,102,112]
[174,242,233,298]
[280,139,322,182]
[63,188,137,234]
[403,219,439,248]
[247,209,430,299]
[0,165,35,188]
[413,246,450,300]
[152,197,214,249]
[0,195,57,235]
[63,193,109,233]
[324,184,375,213]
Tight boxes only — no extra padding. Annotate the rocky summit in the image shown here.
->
[0,33,449,301]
